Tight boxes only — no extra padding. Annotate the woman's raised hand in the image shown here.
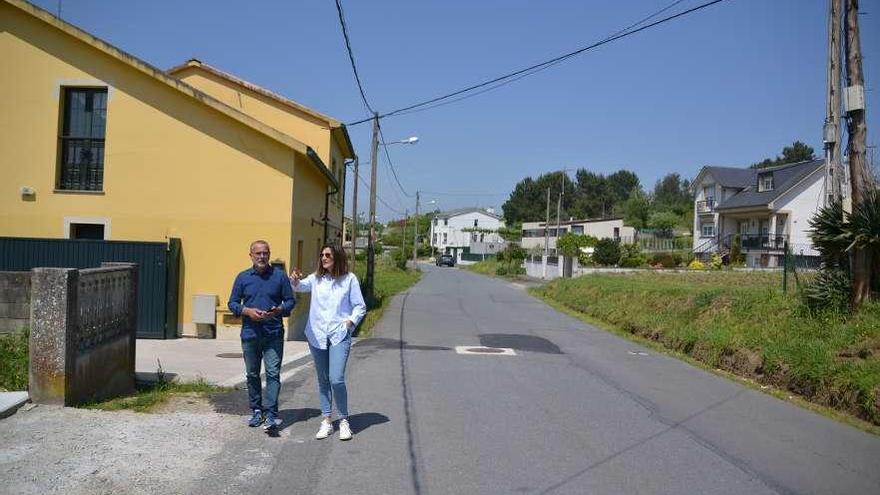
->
[289,267,303,286]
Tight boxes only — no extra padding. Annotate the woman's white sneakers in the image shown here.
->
[338,419,352,441]
[315,419,352,440]
[315,420,334,439]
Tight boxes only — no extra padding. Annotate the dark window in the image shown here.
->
[757,173,774,192]
[70,223,105,240]
[59,88,107,191]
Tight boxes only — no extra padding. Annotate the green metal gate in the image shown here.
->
[0,237,180,339]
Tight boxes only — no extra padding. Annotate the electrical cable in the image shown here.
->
[347,0,726,126]
[335,0,374,115]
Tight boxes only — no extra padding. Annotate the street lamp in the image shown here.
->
[382,136,419,146]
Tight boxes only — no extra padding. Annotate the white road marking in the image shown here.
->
[455,346,517,356]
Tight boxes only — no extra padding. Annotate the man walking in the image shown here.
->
[228,240,295,431]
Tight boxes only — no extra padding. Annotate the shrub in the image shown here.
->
[688,259,705,270]
[730,235,745,266]
[649,252,677,268]
[495,266,508,276]
[618,243,645,268]
[593,239,621,266]
[709,253,723,270]
[800,267,850,313]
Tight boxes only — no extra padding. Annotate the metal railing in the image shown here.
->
[696,199,716,213]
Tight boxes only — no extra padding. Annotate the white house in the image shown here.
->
[691,159,824,267]
[520,218,636,254]
[430,208,505,259]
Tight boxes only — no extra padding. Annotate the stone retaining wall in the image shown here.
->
[0,272,30,334]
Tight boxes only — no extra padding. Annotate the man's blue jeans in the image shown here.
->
[309,333,352,418]
[241,332,284,415]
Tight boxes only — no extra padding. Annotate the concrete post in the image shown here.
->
[28,268,78,405]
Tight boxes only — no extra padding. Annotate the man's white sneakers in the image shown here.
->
[315,420,334,440]
[338,419,352,441]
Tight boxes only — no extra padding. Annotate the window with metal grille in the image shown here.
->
[58,88,107,191]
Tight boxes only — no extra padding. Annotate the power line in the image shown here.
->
[392,0,689,117]
[347,0,726,126]
[420,190,508,197]
[354,167,404,216]
[334,0,374,115]
[377,125,415,198]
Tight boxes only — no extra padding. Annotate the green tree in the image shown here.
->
[502,171,576,225]
[592,238,621,266]
[648,211,680,238]
[653,173,691,216]
[750,141,816,169]
[623,191,651,229]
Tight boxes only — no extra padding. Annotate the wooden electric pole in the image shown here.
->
[844,0,870,306]
[350,157,359,272]
[824,0,843,203]
[413,190,420,270]
[365,112,380,304]
[542,187,550,279]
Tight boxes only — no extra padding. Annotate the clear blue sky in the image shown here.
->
[31,0,880,221]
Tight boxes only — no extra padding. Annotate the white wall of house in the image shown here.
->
[773,169,824,254]
[692,172,720,251]
[430,211,504,253]
[521,218,633,253]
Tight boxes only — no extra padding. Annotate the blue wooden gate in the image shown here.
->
[0,237,180,339]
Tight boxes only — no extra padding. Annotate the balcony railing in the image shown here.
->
[721,233,787,252]
[696,199,716,213]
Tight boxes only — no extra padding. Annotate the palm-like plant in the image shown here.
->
[804,189,879,312]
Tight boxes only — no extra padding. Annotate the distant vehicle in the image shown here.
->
[436,254,455,267]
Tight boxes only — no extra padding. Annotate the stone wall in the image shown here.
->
[29,265,138,406]
[0,272,30,334]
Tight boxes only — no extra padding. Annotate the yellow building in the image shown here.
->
[0,0,355,337]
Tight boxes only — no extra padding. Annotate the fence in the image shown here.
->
[782,242,820,293]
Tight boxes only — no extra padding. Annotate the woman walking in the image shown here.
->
[290,243,366,441]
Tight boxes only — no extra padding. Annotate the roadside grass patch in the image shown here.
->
[82,378,229,413]
[354,256,422,338]
[0,329,28,392]
[531,271,880,426]
[464,259,526,280]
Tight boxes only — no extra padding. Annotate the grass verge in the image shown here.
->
[82,378,229,413]
[0,329,28,391]
[530,271,880,428]
[354,256,422,337]
[463,258,527,280]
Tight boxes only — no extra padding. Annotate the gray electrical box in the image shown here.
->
[192,294,217,324]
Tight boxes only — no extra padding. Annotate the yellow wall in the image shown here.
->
[173,66,348,243]
[0,2,320,335]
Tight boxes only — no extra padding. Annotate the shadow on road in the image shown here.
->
[354,338,451,352]
[346,412,390,434]
[479,333,563,354]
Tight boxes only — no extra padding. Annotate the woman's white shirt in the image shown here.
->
[292,272,366,350]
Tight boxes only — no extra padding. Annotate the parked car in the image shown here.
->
[436,254,455,267]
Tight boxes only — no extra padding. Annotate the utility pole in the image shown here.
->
[413,190,420,270]
[844,0,870,306]
[824,0,843,203]
[555,172,564,241]
[542,187,550,279]
[350,157,359,272]
[365,112,379,304]
[403,209,408,260]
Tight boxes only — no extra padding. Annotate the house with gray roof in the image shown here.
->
[691,159,825,267]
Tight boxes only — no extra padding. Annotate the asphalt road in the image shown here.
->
[196,264,880,495]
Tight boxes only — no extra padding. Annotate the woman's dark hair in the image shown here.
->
[316,243,349,278]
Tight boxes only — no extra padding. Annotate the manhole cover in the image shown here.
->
[455,346,516,356]
[216,352,243,359]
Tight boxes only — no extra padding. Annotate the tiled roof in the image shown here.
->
[715,159,824,210]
